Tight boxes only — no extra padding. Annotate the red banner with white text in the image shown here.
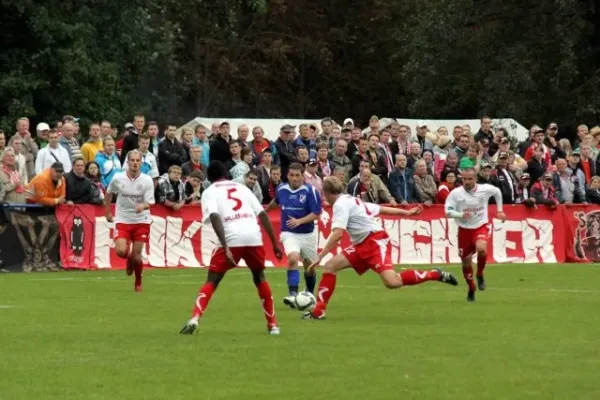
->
[55,204,600,269]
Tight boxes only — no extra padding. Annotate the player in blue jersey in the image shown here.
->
[267,162,322,308]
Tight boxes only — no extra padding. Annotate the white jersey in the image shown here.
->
[444,184,502,229]
[201,180,264,247]
[331,195,382,244]
[107,172,155,224]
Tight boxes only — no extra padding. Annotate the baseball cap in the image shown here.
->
[280,124,296,132]
[520,173,531,180]
[62,115,80,123]
[36,122,50,131]
[542,172,553,180]
[417,120,427,128]
[219,121,230,127]
[498,151,509,159]
[51,162,64,173]
[481,162,492,169]
[308,158,318,165]
[571,149,581,156]
[124,122,135,130]
[369,115,379,122]
[343,118,354,126]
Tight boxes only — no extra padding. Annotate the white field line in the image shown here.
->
[27,272,600,294]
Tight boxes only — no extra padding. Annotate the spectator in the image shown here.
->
[209,122,220,140]
[366,134,388,184]
[274,124,296,180]
[100,120,113,140]
[524,130,552,166]
[586,176,600,204]
[249,126,276,166]
[192,125,211,167]
[85,161,105,200]
[440,151,462,183]
[158,124,187,175]
[59,122,82,161]
[330,139,352,183]
[332,167,348,193]
[304,159,324,200]
[96,137,122,188]
[346,127,363,159]
[348,160,393,201]
[573,124,589,149]
[453,134,470,160]
[315,143,334,179]
[225,140,244,179]
[65,157,103,205]
[15,117,39,179]
[296,146,310,168]
[389,153,420,205]
[489,127,507,156]
[26,162,66,206]
[477,162,493,185]
[459,145,482,171]
[35,122,50,149]
[294,124,317,159]
[422,150,435,175]
[155,165,186,211]
[474,116,494,144]
[0,147,26,203]
[531,172,559,208]
[436,170,458,204]
[515,173,535,206]
[316,117,336,150]
[184,170,204,205]
[416,121,434,153]
[124,135,159,180]
[544,125,567,163]
[578,144,596,185]
[209,121,232,164]
[406,142,422,170]
[367,115,380,136]
[526,146,548,187]
[517,125,540,156]
[236,124,250,147]
[180,128,194,163]
[232,147,253,180]
[146,121,160,158]
[347,168,396,205]
[379,129,395,174]
[414,160,436,205]
[36,129,72,175]
[566,150,587,195]
[492,138,527,170]
[182,144,205,178]
[559,138,572,155]
[478,139,494,164]
[261,165,282,204]
[80,123,104,164]
[0,131,6,154]
[553,158,586,204]
[450,125,464,147]
[256,148,274,189]
[8,135,29,185]
[233,169,263,203]
[490,152,518,204]
[433,136,453,181]
[578,134,599,157]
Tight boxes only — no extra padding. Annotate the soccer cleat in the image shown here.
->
[283,295,296,309]
[302,311,325,320]
[180,317,199,335]
[477,276,486,291]
[126,258,134,276]
[467,290,476,302]
[268,326,281,335]
[435,268,459,286]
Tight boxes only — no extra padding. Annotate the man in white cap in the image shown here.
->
[343,118,354,129]
[416,120,434,155]
[36,122,51,149]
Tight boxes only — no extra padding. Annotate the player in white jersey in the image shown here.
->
[180,161,283,335]
[105,150,155,292]
[302,176,458,320]
[444,168,506,302]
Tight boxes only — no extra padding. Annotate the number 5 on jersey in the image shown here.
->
[227,188,243,211]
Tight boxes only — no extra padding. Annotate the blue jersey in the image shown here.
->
[275,183,322,234]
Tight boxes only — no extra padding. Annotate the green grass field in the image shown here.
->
[1,264,599,400]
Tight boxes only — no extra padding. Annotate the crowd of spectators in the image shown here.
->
[0,114,599,209]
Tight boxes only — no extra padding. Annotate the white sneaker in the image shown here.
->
[268,326,281,335]
[282,295,296,309]
[179,317,199,335]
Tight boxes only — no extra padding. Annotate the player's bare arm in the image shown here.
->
[379,205,423,216]
[491,187,506,222]
[258,211,283,260]
[309,227,344,270]
[135,202,151,214]
[208,213,235,266]
[286,212,319,228]
[265,199,278,212]
[104,191,114,222]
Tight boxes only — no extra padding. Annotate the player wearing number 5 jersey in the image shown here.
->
[302,176,458,320]
[444,168,505,302]
[180,161,284,335]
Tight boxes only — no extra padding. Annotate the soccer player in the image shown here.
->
[105,150,155,292]
[303,176,458,320]
[266,163,322,308]
[180,161,284,335]
[444,168,506,302]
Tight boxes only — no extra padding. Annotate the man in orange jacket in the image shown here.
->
[26,162,67,206]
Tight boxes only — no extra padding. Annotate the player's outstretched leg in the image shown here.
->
[379,267,458,289]
[303,259,317,294]
[475,240,488,291]
[114,239,133,276]
[251,269,280,335]
[131,242,145,292]
[283,251,301,309]
[462,259,476,302]
[180,271,224,334]
[302,254,350,320]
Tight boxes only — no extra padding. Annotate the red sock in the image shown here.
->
[463,265,476,290]
[476,254,487,277]
[191,282,216,318]
[399,269,440,286]
[133,258,143,281]
[256,281,278,328]
[312,273,337,317]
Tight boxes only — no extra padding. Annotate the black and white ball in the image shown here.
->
[294,291,316,311]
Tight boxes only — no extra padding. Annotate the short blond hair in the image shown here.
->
[323,176,345,195]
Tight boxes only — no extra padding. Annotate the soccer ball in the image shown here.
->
[294,291,316,311]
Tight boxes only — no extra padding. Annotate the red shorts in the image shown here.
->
[458,224,490,259]
[114,223,150,243]
[209,246,265,274]
[342,231,395,276]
